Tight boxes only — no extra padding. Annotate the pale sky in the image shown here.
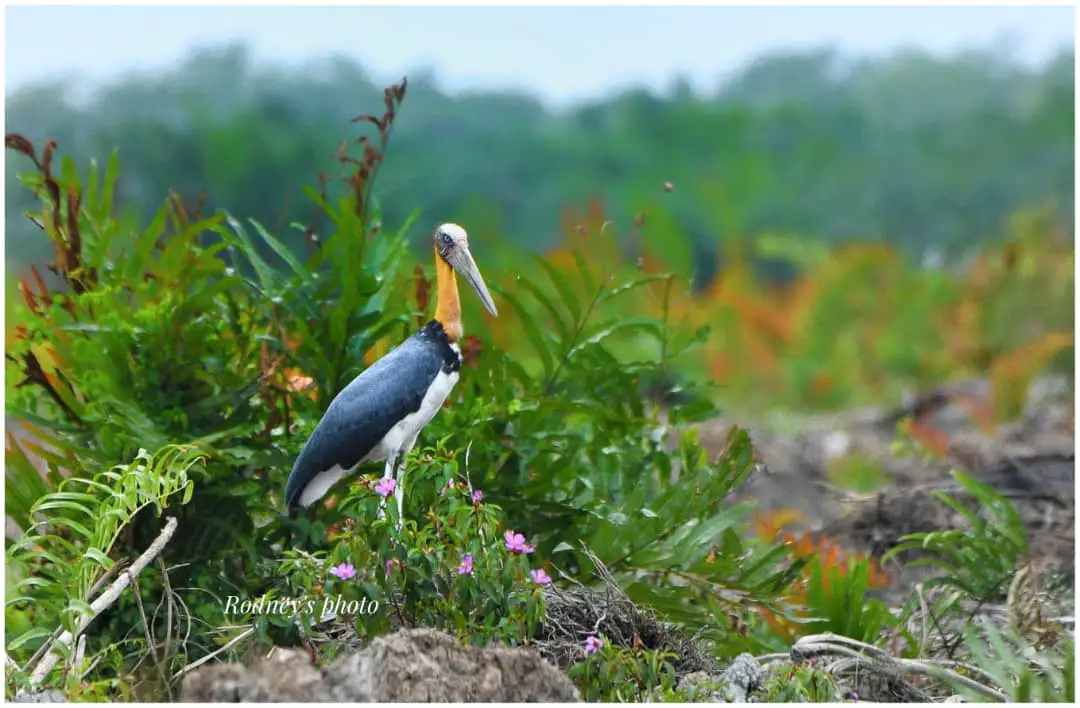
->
[4,4,1076,106]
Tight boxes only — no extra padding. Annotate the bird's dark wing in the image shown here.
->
[284,332,445,507]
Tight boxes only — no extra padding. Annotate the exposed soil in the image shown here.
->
[697,376,1075,606]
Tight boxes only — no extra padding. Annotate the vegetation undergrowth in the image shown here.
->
[4,79,1073,703]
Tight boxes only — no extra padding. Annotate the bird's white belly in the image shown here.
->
[372,368,459,459]
[297,366,459,508]
[299,464,348,507]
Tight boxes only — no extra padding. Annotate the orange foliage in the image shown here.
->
[753,510,888,587]
[413,262,431,325]
[460,335,484,368]
[900,418,950,459]
[636,249,669,278]
[707,354,732,382]
[941,287,987,365]
[953,393,998,434]
[542,246,581,275]
[727,293,792,348]
[364,338,393,367]
[754,508,806,537]
[809,372,834,404]
[284,368,316,401]
[753,508,890,641]
[989,330,1074,420]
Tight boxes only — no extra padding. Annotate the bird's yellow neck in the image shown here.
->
[434,245,462,342]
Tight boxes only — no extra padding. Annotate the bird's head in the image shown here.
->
[434,223,498,317]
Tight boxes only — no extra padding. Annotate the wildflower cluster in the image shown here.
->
[275,455,552,653]
[374,478,396,497]
[329,562,356,581]
[504,530,535,554]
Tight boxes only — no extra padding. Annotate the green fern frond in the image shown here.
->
[6,445,202,645]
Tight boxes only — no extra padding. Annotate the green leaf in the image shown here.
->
[535,257,583,322]
[496,286,554,380]
[60,155,80,192]
[574,318,664,355]
[82,548,114,574]
[62,598,96,620]
[223,212,282,295]
[596,273,670,306]
[36,515,94,542]
[249,218,307,277]
[32,499,93,519]
[6,626,53,652]
[102,148,120,218]
[514,275,573,343]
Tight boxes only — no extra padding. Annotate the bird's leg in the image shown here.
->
[376,451,399,522]
[392,451,407,531]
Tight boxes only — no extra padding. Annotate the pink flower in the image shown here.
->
[472,489,483,504]
[584,635,603,655]
[504,530,534,554]
[457,554,474,575]
[329,562,356,581]
[530,568,552,585]
[374,478,396,497]
[385,559,394,578]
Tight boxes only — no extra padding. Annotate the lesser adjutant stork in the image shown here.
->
[284,223,498,523]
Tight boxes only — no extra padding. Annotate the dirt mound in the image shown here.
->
[180,627,580,702]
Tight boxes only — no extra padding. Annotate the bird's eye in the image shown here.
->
[441,232,453,245]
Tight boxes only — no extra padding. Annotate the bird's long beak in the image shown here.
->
[450,246,498,317]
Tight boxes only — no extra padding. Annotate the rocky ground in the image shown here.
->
[179,628,582,702]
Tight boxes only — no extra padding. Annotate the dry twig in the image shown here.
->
[171,626,256,682]
[792,632,1007,702]
[532,545,714,676]
[27,517,179,688]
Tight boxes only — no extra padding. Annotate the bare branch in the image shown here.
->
[27,517,179,688]
[171,626,255,682]
[791,632,1009,703]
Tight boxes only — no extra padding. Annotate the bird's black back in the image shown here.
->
[284,320,461,507]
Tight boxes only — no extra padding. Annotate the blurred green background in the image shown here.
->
[6,40,1073,271]
[7,37,1073,415]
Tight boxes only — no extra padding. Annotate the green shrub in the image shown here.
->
[947,623,1074,702]
[799,554,895,644]
[5,446,201,697]
[267,450,549,656]
[883,469,1028,605]
[762,662,838,702]
[568,636,680,702]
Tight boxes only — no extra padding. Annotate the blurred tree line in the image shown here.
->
[4,42,1074,275]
